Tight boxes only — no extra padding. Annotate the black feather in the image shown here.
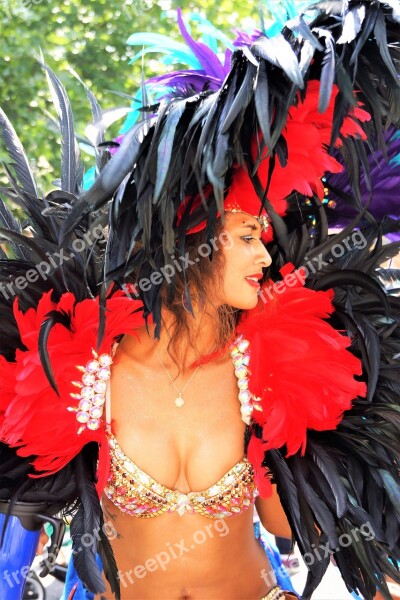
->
[41,63,78,194]
[0,107,38,198]
[38,310,72,393]
[373,8,400,82]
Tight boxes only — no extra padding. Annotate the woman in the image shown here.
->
[1,2,400,600]
[98,210,294,599]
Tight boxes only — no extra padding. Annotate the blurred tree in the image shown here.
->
[0,0,261,188]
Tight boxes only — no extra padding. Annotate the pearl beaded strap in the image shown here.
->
[68,336,257,432]
[230,335,261,425]
[67,350,113,434]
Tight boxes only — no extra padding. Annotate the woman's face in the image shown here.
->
[218,212,272,309]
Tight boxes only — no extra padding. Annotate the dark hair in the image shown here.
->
[157,218,240,373]
[122,215,239,374]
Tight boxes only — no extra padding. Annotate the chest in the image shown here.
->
[107,355,247,492]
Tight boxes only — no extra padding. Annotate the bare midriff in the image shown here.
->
[98,496,273,600]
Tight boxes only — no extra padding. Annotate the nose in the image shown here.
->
[257,244,272,268]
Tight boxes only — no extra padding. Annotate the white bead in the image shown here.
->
[92,394,105,407]
[237,339,250,353]
[86,360,99,373]
[76,411,90,424]
[242,353,250,366]
[237,378,248,390]
[78,399,92,412]
[233,355,243,367]
[240,403,253,416]
[90,406,103,419]
[235,366,247,379]
[98,367,111,381]
[81,386,94,399]
[238,389,251,403]
[93,380,107,393]
[99,354,113,366]
[82,373,96,386]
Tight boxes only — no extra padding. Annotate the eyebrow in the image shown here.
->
[240,223,261,233]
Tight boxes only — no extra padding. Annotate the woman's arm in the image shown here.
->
[255,485,292,539]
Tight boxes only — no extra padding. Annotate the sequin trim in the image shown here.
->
[260,586,286,600]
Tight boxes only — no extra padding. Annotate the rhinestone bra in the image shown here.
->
[103,335,259,518]
[105,434,257,518]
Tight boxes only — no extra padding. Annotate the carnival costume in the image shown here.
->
[0,1,400,599]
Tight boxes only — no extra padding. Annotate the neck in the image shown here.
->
[153,304,220,372]
[119,301,235,374]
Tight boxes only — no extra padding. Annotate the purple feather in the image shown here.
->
[223,48,233,71]
[232,28,262,47]
[147,71,223,95]
[177,7,227,81]
[327,128,400,233]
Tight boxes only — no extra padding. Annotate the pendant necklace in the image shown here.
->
[154,344,216,407]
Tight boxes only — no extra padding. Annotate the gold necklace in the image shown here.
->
[153,343,216,408]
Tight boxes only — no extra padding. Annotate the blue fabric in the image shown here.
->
[61,523,295,598]
[253,521,296,593]
[60,554,102,600]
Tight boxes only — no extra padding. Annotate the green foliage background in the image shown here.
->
[0,0,262,187]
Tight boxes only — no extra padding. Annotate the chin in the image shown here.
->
[244,297,259,310]
[229,293,259,311]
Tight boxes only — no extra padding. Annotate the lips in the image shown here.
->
[245,273,263,288]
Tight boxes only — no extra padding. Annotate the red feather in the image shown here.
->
[237,267,366,493]
[0,291,147,481]
[248,435,272,498]
[177,80,370,243]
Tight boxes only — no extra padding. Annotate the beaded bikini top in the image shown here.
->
[104,335,260,519]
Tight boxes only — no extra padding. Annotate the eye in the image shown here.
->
[241,236,262,244]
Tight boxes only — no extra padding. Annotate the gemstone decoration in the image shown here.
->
[94,380,107,393]
[68,349,112,433]
[86,360,100,373]
[235,366,247,379]
[93,394,106,407]
[90,406,103,419]
[98,367,111,381]
[78,399,92,412]
[237,378,248,390]
[237,339,250,353]
[81,386,95,399]
[82,373,96,386]
[105,433,258,519]
[76,411,90,423]
[99,354,113,367]
[238,390,251,403]
[230,335,255,425]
